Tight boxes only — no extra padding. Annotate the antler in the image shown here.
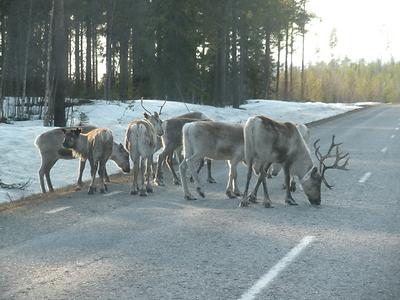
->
[158,98,167,115]
[140,98,152,114]
[313,135,350,189]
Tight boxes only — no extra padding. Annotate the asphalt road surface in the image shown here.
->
[1,105,399,300]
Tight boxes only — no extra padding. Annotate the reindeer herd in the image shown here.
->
[34,100,349,207]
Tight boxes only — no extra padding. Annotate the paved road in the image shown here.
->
[1,105,399,299]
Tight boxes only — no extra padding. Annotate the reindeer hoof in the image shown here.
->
[130,189,138,195]
[154,179,165,186]
[226,190,236,199]
[88,187,95,194]
[234,190,242,197]
[285,198,298,205]
[239,200,249,208]
[104,184,108,192]
[207,177,217,184]
[146,186,154,193]
[248,194,257,203]
[196,187,205,198]
[184,195,197,201]
[139,190,147,197]
[264,201,273,208]
[100,188,106,194]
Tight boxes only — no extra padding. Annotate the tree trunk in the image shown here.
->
[275,34,281,99]
[119,29,129,100]
[283,25,289,100]
[74,17,80,90]
[43,0,55,126]
[105,0,115,100]
[0,13,7,120]
[231,0,239,108]
[300,1,306,100]
[53,0,66,126]
[264,29,271,99]
[85,15,92,97]
[289,25,294,100]
[22,0,33,102]
[239,14,248,103]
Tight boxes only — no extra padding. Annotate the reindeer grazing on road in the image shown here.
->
[62,128,114,194]
[240,115,349,208]
[179,121,244,200]
[155,111,215,186]
[35,126,130,193]
[125,99,166,196]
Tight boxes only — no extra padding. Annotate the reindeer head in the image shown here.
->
[306,135,349,205]
[301,166,323,205]
[141,98,166,136]
[62,128,81,149]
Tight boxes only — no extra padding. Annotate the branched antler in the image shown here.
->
[313,135,349,189]
[158,98,167,115]
[140,97,152,114]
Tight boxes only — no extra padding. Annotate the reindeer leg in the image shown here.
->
[283,165,297,205]
[239,160,253,207]
[179,159,196,200]
[155,149,168,186]
[188,155,205,198]
[139,157,147,196]
[88,159,97,195]
[99,161,107,193]
[261,175,273,208]
[225,161,235,198]
[145,157,154,193]
[76,158,86,188]
[166,154,181,185]
[206,159,216,183]
[130,153,140,195]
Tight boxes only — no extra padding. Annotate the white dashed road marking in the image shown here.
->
[391,135,395,139]
[238,236,315,300]
[358,172,372,184]
[395,127,399,131]
[45,206,71,214]
[103,191,123,197]
[381,147,388,153]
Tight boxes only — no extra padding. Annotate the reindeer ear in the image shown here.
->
[75,128,82,136]
[154,112,159,117]
[144,112,149,119]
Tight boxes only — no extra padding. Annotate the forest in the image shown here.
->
[0,0,398,126]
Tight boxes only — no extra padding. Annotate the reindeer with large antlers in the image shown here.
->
[124,99,166,196]
[240,115,349,207]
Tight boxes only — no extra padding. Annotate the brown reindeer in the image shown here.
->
[125,100,165,196]
[155,111,215,186]
[179,121,244,200]
[35,126,130,193]
[62,128,114,194]
[240,115,349,208]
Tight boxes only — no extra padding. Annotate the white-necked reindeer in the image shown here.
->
[125,99,165,196]
[240,115,349,208]
[155,111,215,186]
[179,121,244,200]
[62,128,114,194]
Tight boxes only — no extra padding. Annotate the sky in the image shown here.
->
[296,0,400,65]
